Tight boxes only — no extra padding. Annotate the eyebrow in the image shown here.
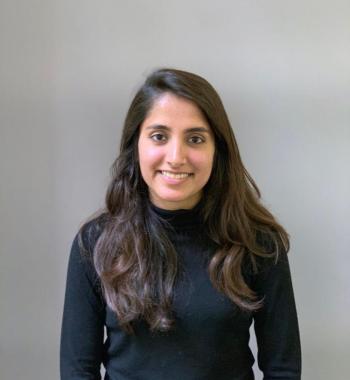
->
[145,124,211,133]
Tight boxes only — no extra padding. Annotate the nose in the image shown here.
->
[166,138,186,167]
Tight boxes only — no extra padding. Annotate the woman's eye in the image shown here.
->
[189,136,204,144]
[150,133,167,142]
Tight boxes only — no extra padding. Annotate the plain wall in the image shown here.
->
[1,1,349,379]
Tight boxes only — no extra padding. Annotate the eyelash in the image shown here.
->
[150,133,205,144]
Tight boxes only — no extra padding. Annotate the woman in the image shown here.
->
[60,68,301,379]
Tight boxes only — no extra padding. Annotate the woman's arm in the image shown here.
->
[60,227,106,380]
[253,249,302,379]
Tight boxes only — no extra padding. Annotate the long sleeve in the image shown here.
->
[253,249,302,379]
[60,228,106,380]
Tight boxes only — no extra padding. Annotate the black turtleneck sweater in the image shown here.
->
[60,204,301,380]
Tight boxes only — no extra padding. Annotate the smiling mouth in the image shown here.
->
[158,170,193,179]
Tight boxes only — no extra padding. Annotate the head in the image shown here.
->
[117,68,245,212]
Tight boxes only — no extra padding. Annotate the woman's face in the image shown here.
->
[138,92,215,210]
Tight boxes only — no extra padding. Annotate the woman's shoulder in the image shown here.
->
[68,212,109,284]
[77,211,109,254]
[243,230,289,277]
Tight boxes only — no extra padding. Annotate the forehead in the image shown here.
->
[142,93,209,128]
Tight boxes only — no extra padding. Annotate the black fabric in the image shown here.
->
[60,206,301,380]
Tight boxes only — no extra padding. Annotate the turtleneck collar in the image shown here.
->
[149,201,203,231]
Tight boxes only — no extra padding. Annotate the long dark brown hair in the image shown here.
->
[78,68,289,334]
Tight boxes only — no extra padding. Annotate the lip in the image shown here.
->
[157,170,193,184]
[159,170,193,175]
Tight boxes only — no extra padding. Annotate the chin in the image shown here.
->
[160,195,199,209]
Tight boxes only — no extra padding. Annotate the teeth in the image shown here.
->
[161,171,191,179]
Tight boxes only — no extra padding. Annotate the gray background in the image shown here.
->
[1,1,349,379]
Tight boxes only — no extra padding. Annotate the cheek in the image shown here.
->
[139,145,163,170]
[191,150,215,172]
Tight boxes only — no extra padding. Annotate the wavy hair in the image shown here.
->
[79,68,289,333]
